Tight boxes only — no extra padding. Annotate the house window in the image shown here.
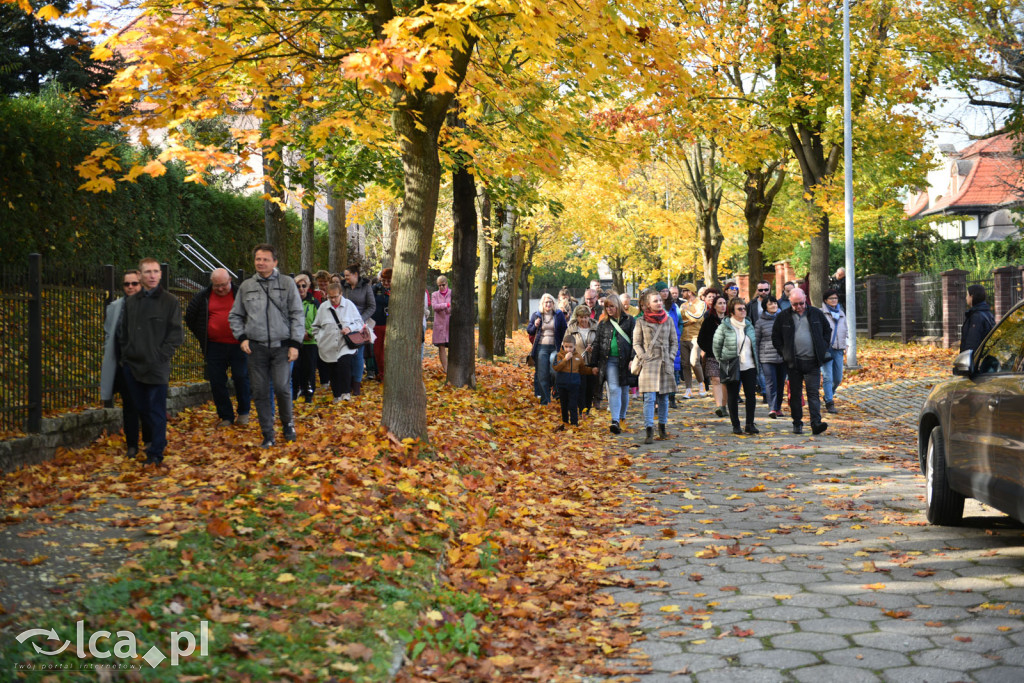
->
[964,217,979,238]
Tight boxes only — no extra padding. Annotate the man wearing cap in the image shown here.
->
[678,283,706,399]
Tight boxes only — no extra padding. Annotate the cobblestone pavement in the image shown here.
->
[838,378,947,427]
[601,383,1024,683]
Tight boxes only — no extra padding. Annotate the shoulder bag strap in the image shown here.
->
[328,307,345,330]
[644,319,667,358]
[609,318,631,346]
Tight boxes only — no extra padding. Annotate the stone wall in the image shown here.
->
[0,383,211,473]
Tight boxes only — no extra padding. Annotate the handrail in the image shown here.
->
[176,234,240,279]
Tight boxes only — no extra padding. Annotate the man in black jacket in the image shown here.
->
[185,268,251,428]
[118,258,183,466]
[771,288,830,435]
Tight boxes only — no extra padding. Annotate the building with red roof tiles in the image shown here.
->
[905,133,1023,241]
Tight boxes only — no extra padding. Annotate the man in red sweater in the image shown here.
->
[185,268,251,427]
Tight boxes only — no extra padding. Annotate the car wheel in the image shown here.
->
[925,424,965,526]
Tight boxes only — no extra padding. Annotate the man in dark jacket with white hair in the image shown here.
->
[771,288,830,436]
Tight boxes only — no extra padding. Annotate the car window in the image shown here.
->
[975,305,1024,375]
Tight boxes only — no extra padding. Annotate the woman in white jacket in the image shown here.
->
[313,283,365,402]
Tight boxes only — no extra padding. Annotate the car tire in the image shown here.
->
[925,424,965,526]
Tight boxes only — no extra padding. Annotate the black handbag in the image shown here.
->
[719,335,747,383]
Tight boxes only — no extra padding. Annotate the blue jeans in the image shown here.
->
[643,392,669,428]
[822,348,845,403]
[763,363,787,413]
[534,344,557,405]
[121,366,168,460]
[352,345,365,382]
[605,360,631,422]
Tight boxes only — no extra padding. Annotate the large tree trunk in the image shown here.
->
[381,114,441,440]
[262,141,289,271]
[518,237,536,324]
[491,204,516,357]
[448,164,477,388]
[381,204,399,269]
[476,189,494,360]
[327,187,347,273]
[681,141,724,292]
[743,163,786,300]
[301,200,315,272]
[610,255,626,295]
[506,234,523,338]
[786,122,840,305]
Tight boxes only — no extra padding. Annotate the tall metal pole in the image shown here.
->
[843,0,858,367]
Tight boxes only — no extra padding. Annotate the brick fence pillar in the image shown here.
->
[941,269,968,350]
[773,260,795,296]
[736,273,750,300]
[865,274,885,340]
[899,272,921,343]
[992,266,1019,321]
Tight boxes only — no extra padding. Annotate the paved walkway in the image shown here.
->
[838,378,946,427]
[602,382,1024,683]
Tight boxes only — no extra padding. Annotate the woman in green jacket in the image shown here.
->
[713,297,760,435]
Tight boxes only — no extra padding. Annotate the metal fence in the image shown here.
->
[916,275,943,338]
[874,276,903,336]
[0,255,225,436]
[854,280,867,332]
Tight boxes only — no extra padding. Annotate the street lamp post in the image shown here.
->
[843,0,858,368]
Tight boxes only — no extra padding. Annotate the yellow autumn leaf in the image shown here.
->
[276,573,296,583]
[659,605,680,613]
[488,654,514,668]
[36,4,60,20]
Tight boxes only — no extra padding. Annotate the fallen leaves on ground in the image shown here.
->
[0,332,658,680]
[843,339,956,386]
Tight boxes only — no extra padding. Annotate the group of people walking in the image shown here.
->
[101,244,455,464]
[529,278,852,442]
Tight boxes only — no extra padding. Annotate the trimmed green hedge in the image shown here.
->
[0,90,303,271]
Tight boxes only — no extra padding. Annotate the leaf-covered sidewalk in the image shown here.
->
[0,333,661,681]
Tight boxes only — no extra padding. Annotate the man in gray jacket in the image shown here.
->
[229,244,304,448]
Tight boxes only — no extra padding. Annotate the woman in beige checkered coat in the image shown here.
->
[633,288,678,444]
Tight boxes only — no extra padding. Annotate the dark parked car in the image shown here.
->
[918,300,1024,525]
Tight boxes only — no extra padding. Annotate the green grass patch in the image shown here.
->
[1,477,486,681]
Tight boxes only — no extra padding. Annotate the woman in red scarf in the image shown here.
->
[632,288,678,444]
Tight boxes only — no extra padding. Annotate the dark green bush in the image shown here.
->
[0,89,302,271]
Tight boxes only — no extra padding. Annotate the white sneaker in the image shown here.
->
[682,389,693,399]
[341,393,352,402]
[699,388,707,398]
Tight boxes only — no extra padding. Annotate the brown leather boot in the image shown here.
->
[351,381,361,396]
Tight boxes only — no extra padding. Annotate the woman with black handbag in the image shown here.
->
[713,297,760,435]
[592,293,635,435]
[312,282,366,402]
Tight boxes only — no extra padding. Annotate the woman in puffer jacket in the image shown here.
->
[713,297,760,435]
